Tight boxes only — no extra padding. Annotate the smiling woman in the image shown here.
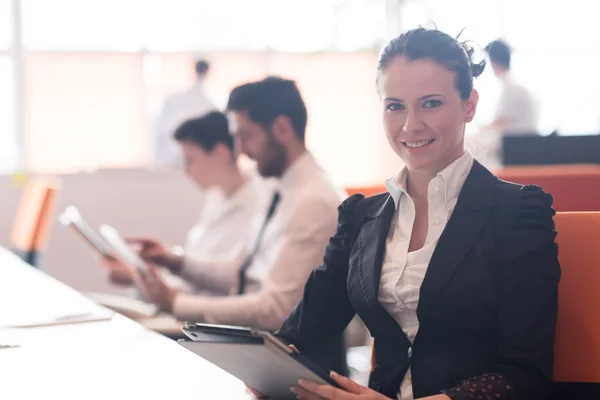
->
[274,27,560,400]
[376,30,485,176]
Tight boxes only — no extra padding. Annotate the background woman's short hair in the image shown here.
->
[173,112,233,152]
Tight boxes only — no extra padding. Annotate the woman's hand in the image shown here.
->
[138,263,177,312]
[99,254,136,286]
[291,371,392,399]
[126,237,183,272]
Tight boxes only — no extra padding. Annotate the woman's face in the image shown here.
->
[378,57,478,174]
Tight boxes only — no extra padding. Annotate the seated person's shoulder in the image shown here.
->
[292,186,341,218]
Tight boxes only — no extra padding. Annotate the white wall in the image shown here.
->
[0,169,201,294]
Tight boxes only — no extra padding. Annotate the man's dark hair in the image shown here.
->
[195,60,210,77]
[173,112,233,152]
[484,39,511,69]
[227,76,308,140]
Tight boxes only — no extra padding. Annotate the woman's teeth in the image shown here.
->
[403,139,434,148]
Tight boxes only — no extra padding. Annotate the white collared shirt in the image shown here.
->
[184,171,273,267]
[161,170,274,295]
[379,151,474,400]
[496,74,539,135]
[174,151,345,331]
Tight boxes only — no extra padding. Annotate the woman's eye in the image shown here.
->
[423,99,442,108]
[386,103,405,111]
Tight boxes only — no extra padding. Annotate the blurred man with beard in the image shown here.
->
[138,77,348,373]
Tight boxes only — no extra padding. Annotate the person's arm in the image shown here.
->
[172,196,360,333]
[168,198,254,292]
[275,195,362,356]
[442,185,560,400]
[176,253,245,293]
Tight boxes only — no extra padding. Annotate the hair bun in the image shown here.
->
[460,41,486,78]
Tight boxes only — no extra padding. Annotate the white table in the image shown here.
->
[0,248,252,400]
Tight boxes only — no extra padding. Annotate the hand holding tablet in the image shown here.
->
[98,224,153,283]
[178,323,341,400]
[58,206,114,257]
[59,206,155,294]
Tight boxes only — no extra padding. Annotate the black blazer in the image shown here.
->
[278,161,560,399]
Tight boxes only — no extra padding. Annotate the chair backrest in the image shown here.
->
[10,176,61,266]
[345,185,387,198]
[494,165,600,212]
[553,212,600,382]
[367,212,600,382]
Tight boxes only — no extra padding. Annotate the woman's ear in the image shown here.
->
[465,89,479,122]
[211,143,234,163]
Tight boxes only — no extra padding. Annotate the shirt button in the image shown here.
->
[433,218,441,225]
[407,347,413,358]
[434,186,441,192]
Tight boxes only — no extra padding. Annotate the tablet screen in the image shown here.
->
[59,206,113,257]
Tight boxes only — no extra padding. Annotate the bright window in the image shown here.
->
[0,56,17,173]
[25,54,147,172]
[0,0,11,49]
[22,0,144,51]
[142,0,268,52]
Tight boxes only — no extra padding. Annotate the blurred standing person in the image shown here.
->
[153,60,217,167]
[485,40,539,136]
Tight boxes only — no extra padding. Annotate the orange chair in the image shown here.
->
[495,165,600,212]
[10,176,61,267]
[553,212,600,384]
[345,185,387,198]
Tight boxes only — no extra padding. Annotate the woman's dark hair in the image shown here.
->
[377,28,485,101]
[173,111,233,152]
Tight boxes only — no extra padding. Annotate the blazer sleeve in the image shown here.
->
[445,185,561,400]
[276,194,363,358]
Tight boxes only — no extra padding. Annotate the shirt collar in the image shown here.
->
[277,150,316,194]
[201,173,254,217]
[385,150,474,207]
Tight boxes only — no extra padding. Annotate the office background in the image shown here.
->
[1,0,599,293]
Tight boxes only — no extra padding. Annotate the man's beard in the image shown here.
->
[258,135,288,178]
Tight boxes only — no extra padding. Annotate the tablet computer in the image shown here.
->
[99,224,154,284]
[59,206,114,257]
[178,322,339,400]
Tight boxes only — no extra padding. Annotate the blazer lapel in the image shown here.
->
[358,195,395,305]
[355,195,406,339]
[417,161,497,322]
